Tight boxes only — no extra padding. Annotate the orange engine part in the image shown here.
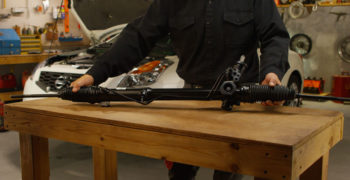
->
[303,78,324,94]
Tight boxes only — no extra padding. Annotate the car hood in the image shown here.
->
[70,0,153,44]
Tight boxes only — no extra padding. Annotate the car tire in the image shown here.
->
[284,74,301,107]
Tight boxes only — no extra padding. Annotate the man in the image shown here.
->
[71,0,290,179]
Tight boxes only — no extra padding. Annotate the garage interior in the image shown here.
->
[1,0,350,180]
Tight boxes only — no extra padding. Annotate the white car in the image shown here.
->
[24,0,304,106]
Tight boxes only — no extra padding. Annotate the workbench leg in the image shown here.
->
[300,152,329,180]
[93,147,118,180]
[19,133,50,180]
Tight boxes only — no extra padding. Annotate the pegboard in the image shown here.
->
[0,0,89,48]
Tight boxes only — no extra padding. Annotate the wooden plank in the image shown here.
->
[105,150,117,180]
[19,133,34,180]
[291,118,343,179]
[5,110,294,179]
[21,39,41,43]
[277,2,350,8]
[0,54,56,65]
[93,147,117,180]
[19,133,50,180]
[21,47,42,52]
[319,2,350,6]
[4,99,343,147]
[32,136,50,180]
[300,153,329,180]
[277,4,315,8]
[21,44,41,48]
[93,147,106,180]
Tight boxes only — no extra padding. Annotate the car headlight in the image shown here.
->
[118,58,174,87]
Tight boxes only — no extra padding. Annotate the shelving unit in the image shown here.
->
[20,35,43,55]
[278,4,315,8]
[0,53,56,102]
[0,53,55,65]
[277,1,350,8]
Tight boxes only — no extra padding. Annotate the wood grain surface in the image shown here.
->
[19,133,49,180]
[4,98,344,180]
[5,98,343,148]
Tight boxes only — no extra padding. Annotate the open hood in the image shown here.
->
[70,0,153,45]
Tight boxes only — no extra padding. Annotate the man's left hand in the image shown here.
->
[261,72,284,106]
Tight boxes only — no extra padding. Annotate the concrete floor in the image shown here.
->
[0,101,349,180]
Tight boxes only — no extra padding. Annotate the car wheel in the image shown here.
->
[284,75,301,107]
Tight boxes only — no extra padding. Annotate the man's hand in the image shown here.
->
[70,74,94,92]
[261,72,283,106]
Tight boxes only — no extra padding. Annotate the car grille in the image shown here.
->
[37,71,83,92]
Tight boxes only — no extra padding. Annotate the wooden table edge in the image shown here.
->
[4,104,294,149]
[4,103,344,180]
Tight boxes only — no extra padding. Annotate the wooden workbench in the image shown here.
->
[4,99,343,180]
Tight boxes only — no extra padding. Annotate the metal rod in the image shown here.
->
[11,94,60,98]
[297,94,350,102]
[11,88,350,103]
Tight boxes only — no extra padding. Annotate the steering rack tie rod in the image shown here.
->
[12,86,350,111]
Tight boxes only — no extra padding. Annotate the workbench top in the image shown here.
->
[5,98,343,148]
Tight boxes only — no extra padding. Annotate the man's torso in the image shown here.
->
[166,0,260,85]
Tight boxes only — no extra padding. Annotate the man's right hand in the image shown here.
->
[261,72,283,106]
[70,74,94,92]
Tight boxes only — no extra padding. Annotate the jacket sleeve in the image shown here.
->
[86,0,170,85]
[254,0,290,82]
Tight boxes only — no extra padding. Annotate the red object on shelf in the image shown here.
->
[332,75,350,103]
[0,73,17,89]
[0,100,5,131]
[22,71,30,88]
[274,0,280,5]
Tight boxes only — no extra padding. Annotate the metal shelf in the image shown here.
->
[319,2,350,6]
[277,2,350,8]
[278,4,314,8]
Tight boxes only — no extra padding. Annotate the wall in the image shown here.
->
[0,0,88,90]
[282,6,350,92]
[0,0,90,48]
